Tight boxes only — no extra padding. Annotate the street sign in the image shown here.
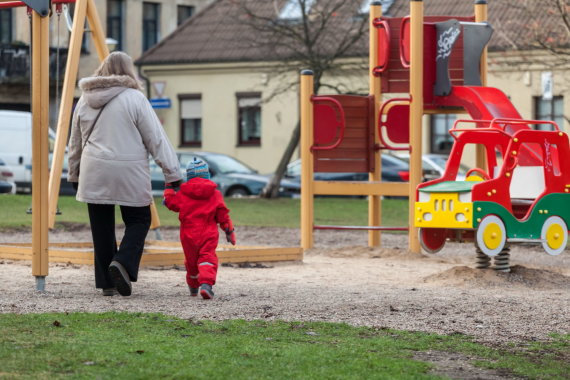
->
[150,98,171,109]
[152,81,166,98]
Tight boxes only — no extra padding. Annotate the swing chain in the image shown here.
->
[55,3,63,118]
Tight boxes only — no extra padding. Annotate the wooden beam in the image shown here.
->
[300,71,314,250]
[31,11,50,279]
[48,0,87,228]
[150,202,161,230]
[368,2,383,248]
[0,243,303,266]
[475,1,489,172]
[408,0,424,254]
[86,0,109,61]
[313,181,409,197]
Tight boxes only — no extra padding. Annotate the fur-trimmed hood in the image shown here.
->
[78,75,141,109]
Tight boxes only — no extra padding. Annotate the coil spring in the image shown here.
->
[475,247,491,269]
[493,247,511,272]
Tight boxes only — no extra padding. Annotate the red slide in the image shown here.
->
[435,86,542,165]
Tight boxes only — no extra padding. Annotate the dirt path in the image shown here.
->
[1,226,569,349]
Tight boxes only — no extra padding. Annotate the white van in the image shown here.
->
[0,110,56,193]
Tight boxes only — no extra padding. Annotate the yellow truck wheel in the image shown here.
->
[476,215,506,257]
[541,216,568,256]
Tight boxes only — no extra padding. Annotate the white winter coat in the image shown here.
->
[68,75,181,207]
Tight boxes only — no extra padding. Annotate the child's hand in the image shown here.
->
[165,180,182,191]
[226,230,236,245]
[221,221,236,245]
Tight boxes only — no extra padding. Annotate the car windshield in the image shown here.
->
[287,160,301,177]
[429,155,468,174]
[195,154,255,175]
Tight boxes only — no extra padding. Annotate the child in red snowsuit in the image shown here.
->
[163,157,236,299]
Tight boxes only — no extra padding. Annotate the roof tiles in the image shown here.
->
[136,0,568,66]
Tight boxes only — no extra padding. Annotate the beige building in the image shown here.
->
[0,0,213,125]
[136,0,570,173]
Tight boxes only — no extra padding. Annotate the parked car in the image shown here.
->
[0,110,57,193]
[392,152,469,181]
[0,158,16,194]
[150,151,301,197]
[285,154,436,183]
[0,180,12,194]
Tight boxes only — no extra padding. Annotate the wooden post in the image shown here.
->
[150,202,161,230]
[368,1,382,247]
[86,0,109,61]
[48,0,87,228]
[408,0,424,253]
[475,0,488,170]
[31,10,50,289]
[300,70,314,250]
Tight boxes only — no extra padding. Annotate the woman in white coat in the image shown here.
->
[68,52,182,297]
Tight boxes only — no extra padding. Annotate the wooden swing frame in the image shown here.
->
[0,0,302,290]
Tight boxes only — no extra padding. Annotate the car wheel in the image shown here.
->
[475,215,506,257]
[419,228,447,254]
[541,216,568,256]
[226,187,250,198]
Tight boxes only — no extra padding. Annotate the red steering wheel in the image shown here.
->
[466,168,490,180]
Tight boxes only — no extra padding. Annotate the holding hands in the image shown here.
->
[163,180,181,205]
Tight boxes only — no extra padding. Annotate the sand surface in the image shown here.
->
[1,226,569,348]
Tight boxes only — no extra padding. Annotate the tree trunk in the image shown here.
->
[261,121,301,198]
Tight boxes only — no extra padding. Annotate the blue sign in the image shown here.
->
[150,98,172,109]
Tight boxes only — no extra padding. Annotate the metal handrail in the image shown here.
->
[310,96,346,151]
[449,119,509,139]
[377,97,411,151]
[372,18,391,75]
[449,117,562,140]
[490,118,560,132]
[399,16,411,68]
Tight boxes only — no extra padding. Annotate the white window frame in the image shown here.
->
[279,0,315,20]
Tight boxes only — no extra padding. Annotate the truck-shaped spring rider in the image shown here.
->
[415,118,569,267]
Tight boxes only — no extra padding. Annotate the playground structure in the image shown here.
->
[415,118,569,268]
[0,0,302,290]
[301,0,492,252]
[301,0,568,265]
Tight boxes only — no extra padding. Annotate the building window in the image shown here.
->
[535,96,564,131]
[0,9,12,44]
[279,0,315,20]
[142,2,160,52]
[430,114,456,154]
[237,93,261,146]
[107,0,124,51]
[180,95,202,147]
[359,0,396,15]
[177,5,194,26]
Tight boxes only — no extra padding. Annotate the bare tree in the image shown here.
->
[232,0,370,198]
[491,0,570,122]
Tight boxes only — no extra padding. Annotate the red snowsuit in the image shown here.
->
[163,178,232,288]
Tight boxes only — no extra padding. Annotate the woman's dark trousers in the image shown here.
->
[87,203,151,289]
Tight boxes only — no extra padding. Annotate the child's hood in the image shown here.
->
[180,177,217,199]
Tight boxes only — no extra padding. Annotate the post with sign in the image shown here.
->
[150,81,171,109]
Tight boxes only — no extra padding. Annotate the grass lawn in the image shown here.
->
[0,313,568,379]
[0,195,409,230]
